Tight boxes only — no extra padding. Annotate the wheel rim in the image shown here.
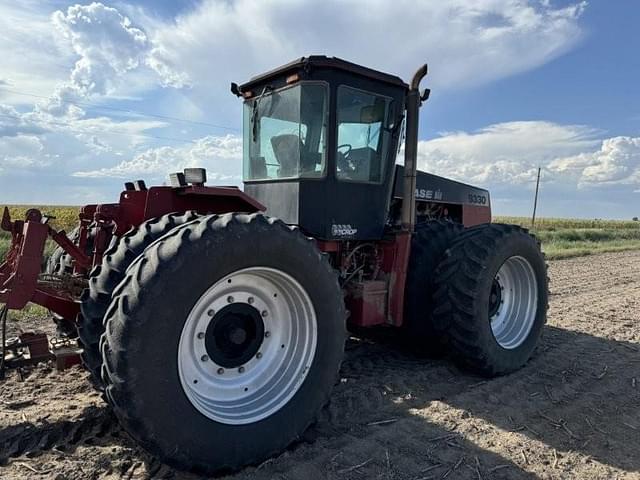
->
[489,256,538,350]
[178,267,317,425]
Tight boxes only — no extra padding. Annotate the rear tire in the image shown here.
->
[433,224,548,376]
[100,213,345,474]
[403,220,463,354]
[79,211,199,390]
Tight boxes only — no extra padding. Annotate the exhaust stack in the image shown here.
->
[401,64,429,232]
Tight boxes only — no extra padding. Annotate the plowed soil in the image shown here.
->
[1,250,639,480]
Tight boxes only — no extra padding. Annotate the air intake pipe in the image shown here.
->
[401,64,429,232]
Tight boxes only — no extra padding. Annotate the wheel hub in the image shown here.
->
[489,256,538,350]
[205,304,264,368]
[488,278,503,318]
[178,267,318,425]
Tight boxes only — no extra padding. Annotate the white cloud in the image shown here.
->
[0,135,47,169]
[418,121,640,188]
[413,122,640,217]
[40,2,189,116]
[0,2,71,100]
[73,134,242,181]
[0,105,48,137]
[151,0,585,99]
[416,121,601,185]
[549,136,640,186]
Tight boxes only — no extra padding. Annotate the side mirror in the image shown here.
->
[230,82,241,97]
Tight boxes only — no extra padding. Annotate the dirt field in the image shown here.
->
[1,250,639,479]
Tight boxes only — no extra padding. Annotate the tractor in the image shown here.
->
[0,56,548,474]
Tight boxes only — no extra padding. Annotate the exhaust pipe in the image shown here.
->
[401,64,429,232]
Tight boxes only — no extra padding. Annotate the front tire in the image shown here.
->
[79,211,199,389]
[433,224,548,376]
[100,213,345,474]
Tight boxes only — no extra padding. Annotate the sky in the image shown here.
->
[0,0,638,219]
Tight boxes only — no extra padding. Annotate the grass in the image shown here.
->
[1,206,639,263]
[494,216,640,259]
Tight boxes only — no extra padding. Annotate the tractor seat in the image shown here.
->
[271,134,302,178]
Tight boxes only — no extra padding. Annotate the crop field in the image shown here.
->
[495,216,640,260]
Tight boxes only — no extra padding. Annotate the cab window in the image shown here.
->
[243,83,327,181]
[336,86,391,183]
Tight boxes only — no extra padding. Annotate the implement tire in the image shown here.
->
[79,211,199,389]
[100,213,345,474]
[433,224,548,376]
[403,220,463,353]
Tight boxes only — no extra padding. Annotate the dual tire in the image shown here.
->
[84,213,345,474]
[432,223,548,376]
[404,221,548,376]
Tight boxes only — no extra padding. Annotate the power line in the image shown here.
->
[0,112,200,145]
[0,87,240,132]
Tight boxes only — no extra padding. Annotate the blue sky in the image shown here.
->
[0,0,639,219]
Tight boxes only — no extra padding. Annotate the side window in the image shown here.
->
[336,86,391,183]
[243,83,328,181]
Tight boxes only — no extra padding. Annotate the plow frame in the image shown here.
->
[0,183,264,319]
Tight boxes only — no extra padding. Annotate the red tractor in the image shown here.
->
[0,57,548,474]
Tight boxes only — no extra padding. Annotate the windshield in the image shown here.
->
[243,83,327,181]
[336,86,392,183]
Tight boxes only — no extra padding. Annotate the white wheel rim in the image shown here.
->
[178,267,317,425]
[489,256,538,350]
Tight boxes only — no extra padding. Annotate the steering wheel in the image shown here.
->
[337,144,352,157]
[337,144,354,174]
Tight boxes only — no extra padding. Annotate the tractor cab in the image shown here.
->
[235,56,408,240]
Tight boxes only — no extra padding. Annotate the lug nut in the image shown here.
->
[238,366,245,373]
[217,368,224,375]
[265,331,271,338]
[197,332,204,339]
[256,352,262,359]
[201,355,209,362]
[207,309,215,317]
[261,310,268,317]
[248,297,255,304]
[227,296,234,303]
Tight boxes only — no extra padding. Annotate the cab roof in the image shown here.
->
[239,56,409,91]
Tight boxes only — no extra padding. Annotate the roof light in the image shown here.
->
[184,168,207,186]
